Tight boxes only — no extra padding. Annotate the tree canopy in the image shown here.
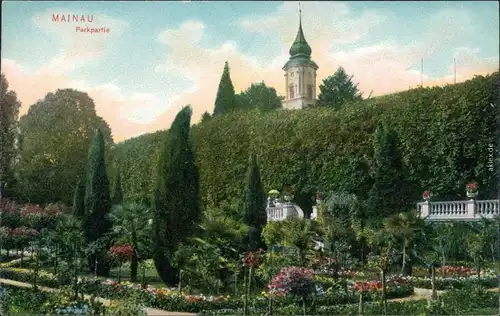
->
[213,61,238,115]
[317,67,364,109]
[0,73,21,199]
[16,89,113,204]
[236,81,282,111]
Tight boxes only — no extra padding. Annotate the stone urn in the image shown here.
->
[466,191,478,199]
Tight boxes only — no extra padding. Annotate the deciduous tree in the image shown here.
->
[236,82,282,111]
[17,89,112,204]
[0,73,21,200]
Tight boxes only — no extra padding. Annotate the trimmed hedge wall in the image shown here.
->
[113,72,500,207]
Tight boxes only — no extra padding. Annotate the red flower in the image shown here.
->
[242,249,265,268]
[422,191,432,200]
[109,244,134,261]
[352,280,382,293]
[466,182,479,193]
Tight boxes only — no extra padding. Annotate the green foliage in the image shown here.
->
[236,81,282,111]
[213,61,238,115]
[173,239,226,294]
[84,129,113,276]
[201,200,248,254]
[106,294,147,316]
[0,73,21,199]
[112,168,124,205]
[243,153,267,250]
[16,89,113,204]
[114,72,499,209]
[200,111,212,123]
[73,177,86,218]
[317,67,364,109]
[0,286,49,315]
[112,130,166,204]
[368,123,411,219]
[153,105,201,286]
[256,251,299,283]
[262,221,284,246]
[110,202,153,282]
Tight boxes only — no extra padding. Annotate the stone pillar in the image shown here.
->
[467,200,476,219]
[420,201,430,218]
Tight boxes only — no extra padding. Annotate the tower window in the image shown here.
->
[307,85,313,99]
[289,85,295,98]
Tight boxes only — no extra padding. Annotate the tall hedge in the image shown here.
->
[114,72,500,208]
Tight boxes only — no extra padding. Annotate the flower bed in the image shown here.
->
[407,275,497,290]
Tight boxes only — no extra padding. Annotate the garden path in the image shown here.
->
[0,278,195,316]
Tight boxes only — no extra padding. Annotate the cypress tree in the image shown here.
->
[243,153,267,251]
[367,123,410,220]
[112,169,123,205]
[213,61,237,115]
[153,105,201,286]
[73,177,86,219]
[84,129,113,276]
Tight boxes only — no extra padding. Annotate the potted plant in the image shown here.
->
[422,191,432,201]
[466,182,479,199]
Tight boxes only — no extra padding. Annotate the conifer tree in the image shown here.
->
[112,169,123,205]
[367,124,410,220]
[153,105,201,286]
[213,61,237,115]
[243,153,267,251]
[317,67,363,109]
[84,129,113,276]
[73,177,86,219]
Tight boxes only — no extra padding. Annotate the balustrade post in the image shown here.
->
[467,200,476,219]
[420,201,430,218]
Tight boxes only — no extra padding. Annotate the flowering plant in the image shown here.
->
[267,266,315,298]
[351,280,382,293]
[466,182,479,193]
[436,265,476,276]
[422,191,432,200]
[108,244,134,261]
[242,248,264,268]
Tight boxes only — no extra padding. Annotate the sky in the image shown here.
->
[2,1,499,142]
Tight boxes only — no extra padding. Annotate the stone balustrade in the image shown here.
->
[266,202,304,222]
[418,199,500,221]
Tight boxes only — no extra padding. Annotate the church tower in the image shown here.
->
[282,7,318,110]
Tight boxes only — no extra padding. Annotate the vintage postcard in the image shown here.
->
[0,1,499,315]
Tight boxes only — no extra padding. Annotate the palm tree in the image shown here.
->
[383,210,425,275]
[110,202,153,282]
